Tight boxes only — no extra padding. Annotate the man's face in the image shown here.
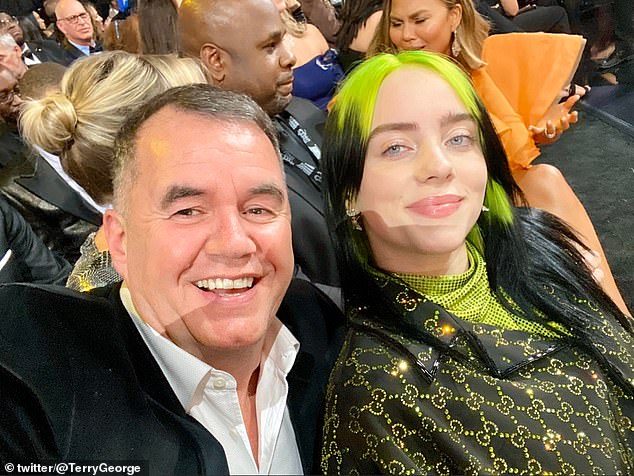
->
[0,44,26,79]
[208,0,296,115]
[105,108,294,357]
[0,68,19,121]
[55,0,93,45]
[0,13,24,45]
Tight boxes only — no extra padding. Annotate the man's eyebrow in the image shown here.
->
[259,29,283,46]
[369,122,418,141]
[248,183,285,202]
[160,185,205,209]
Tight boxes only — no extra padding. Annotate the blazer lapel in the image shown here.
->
[16,158,102,225]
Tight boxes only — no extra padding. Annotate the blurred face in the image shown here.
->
[0,44,26,79]
[55,0,94,45]
[356,67,487,275]
[389,0,462,55]
[105,108,294,357]
[209,0,296,115]
[0,68,19,121]
[0,13,24,44]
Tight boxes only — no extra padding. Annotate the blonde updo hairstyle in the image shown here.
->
[369,0,489,71]
[19,51,206,204]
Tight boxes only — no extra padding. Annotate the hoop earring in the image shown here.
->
[451,31,462,57]
[346,208,363,231]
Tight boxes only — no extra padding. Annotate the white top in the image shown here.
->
[120,287,304,475]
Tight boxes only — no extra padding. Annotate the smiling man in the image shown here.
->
[0,85,342,475]
[179,0,341,305]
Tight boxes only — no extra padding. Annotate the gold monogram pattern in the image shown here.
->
[322,270,634,475]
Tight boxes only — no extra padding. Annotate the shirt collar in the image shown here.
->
[68,39,92,56]
[119,286,299,410]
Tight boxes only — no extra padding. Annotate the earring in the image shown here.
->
[481,205,490,212]
[346,208,363,231]
[451,31,461,57]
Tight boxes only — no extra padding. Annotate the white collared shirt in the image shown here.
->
[35,146,108,215]
[120,288,303,475]
[21,43,41,66]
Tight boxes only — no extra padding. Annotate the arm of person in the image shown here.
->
[1,199,71,284]
[498,0,520,17]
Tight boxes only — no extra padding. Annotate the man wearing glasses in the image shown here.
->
[0,12,72,66]
[55,0,101,61]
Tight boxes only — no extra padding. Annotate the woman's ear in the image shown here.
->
[449,4,463,33]
[200,43,227,84]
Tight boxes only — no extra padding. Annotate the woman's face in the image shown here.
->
[355,66,487,275]
[388,0,462,55]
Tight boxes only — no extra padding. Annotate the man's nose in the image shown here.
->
[204,210,257,258]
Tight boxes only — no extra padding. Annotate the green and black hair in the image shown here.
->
[323,51,630,387]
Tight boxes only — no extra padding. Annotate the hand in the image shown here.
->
[577,245,605,285]
[529,94,580,144]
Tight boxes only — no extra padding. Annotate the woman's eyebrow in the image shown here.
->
[368,122,418,141]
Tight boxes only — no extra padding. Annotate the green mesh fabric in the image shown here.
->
[394,242,561,339]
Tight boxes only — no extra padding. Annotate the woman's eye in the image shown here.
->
[447,134,473,147]
[415,17,427,24]
[390,21,402,28]
[382,144,408,157]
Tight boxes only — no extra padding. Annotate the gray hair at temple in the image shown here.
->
[0,33,18,49]
[111,83,281,214]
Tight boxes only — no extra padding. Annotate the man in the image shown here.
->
[0,85,342,474]
[55,0,101,60]
[0,11,72,66]
[179,0,340,304]
[0,33,27,80]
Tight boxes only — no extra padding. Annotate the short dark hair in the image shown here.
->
[17,62,66,100]
[112,83,280,212]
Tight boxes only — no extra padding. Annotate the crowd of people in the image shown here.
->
[0,0,632,474]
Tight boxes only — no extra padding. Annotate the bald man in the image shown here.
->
[55,0,101,61]
[179,0,341,306]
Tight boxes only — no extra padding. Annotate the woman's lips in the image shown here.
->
[406,195,463,218]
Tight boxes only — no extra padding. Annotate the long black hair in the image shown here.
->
[335,0,383,53]
[322,51,632,390]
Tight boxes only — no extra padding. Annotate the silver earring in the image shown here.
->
[451,31,461,57]
[481,205,490,212]
[346,208,363,231]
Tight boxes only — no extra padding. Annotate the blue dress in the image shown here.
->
[293,48,344,112]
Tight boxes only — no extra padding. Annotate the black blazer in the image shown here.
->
[25,40,74,66]
[62,40,102,62]
[1,145,101,263]
[0,279,344,474]
[276,98,340,303]
[0,198,70,284]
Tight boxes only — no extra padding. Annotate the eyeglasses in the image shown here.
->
[0,16,18,26]
[57,12,90,24]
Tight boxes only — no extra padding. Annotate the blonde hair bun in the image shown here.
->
[20,93,79,154]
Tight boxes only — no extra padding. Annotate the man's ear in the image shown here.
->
[200,42,227,84]
[103,209,129,282]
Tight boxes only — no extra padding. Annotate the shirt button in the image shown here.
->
[213,378,226,389]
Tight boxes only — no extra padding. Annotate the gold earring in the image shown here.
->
[451,31,461,57]
[345,208,363,231]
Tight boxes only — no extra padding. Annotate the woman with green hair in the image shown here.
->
[320,51,633,475]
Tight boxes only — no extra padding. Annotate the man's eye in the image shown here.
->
[174,208,199,217]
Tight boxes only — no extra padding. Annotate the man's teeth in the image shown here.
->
[195,277,254,290]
